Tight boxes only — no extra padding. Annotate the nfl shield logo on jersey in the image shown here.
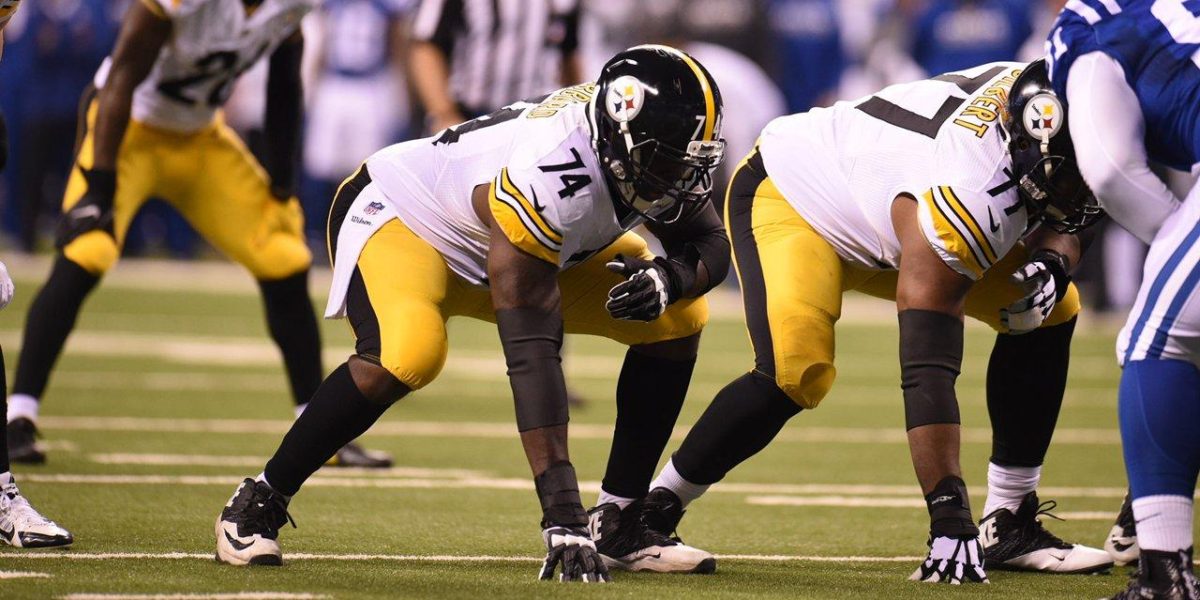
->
[1022,93,1063,140]
[364,201,384,216]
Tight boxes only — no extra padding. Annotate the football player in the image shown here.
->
[214,45,730,581]
[0,0,74,550]
[1046,2,1200,597]
[640,59,1114,583]
[3,0,390,468]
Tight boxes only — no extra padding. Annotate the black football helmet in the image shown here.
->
[589,45,726,224]
[1004,58,1102,234]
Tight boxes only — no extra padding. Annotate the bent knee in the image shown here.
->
[348,356,412,405]
[1043,282,1082,328]
[244,237,312,280]
[62,231,119,275]
[657,297,709,338]
[775,360,837,409]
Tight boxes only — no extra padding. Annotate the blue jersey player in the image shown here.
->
[1048,1,1200,597]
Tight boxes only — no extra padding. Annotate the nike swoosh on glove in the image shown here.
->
[909,535,990,584]
[605,254,690,322]
[539,525,610,583]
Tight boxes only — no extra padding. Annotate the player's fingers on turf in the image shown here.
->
[539,547,564,580]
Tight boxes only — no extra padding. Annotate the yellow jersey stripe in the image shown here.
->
[669,49,716,141]
[489,185,560,264]
[923,190,985,278]
[939,186,997,265]
[500,169,563,244]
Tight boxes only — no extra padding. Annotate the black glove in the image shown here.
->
[1000,249,1070,334]
[538,525,610,583]
[605,254,694,321]
[56,168,117,249]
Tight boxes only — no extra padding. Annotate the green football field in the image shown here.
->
[0,256,1182,599]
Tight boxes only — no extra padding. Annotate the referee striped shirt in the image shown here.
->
[411,0,580,116]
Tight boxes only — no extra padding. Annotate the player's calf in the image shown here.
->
[215,478,294,566]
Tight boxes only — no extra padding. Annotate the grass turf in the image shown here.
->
[0,260,1173,599]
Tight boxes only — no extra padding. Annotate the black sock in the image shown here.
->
[259,271,323,406]
[600,349,696,499]
[0,345,8,474]
[673,371,801,485]
[986,317,1076,467]
[263,363,388,496]
[13,257,100,398]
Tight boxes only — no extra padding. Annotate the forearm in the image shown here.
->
[1025,227,1080,271]
[646,203,731,298]
[91,84,136,172]
[409,42,459,118]
[264,37,304,198]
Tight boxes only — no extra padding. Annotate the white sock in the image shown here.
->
[0,471,11,486]
[7,394,39,423]
[596,490,636,509]
[256,472,292,502]
[294,403,307,419]
[982,463,1041,517]
[649,459,709,508]
[1133,495,1194,552]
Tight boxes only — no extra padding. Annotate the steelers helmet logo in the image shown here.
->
[1023,93,1063,139]
[605,75,645,123]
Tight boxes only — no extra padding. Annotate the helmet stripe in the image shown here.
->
[662,47,716,141]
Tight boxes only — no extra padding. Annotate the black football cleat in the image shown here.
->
[588,499,715,574]
[1107,492,1141,566]
[324,441,392,469]
[641,486,687,539]
[215,478,294,566]
[1109,548,1199,600]
[978,491,1112,574]
[7,418,45,465]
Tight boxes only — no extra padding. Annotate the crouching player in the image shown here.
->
[641,60,1113,583]
[215,45,730,581]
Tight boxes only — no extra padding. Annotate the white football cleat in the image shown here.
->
[215,478,292,566]
[979,491,1112,574]
[0,480,73,548]
[1104,493,1140,566]
[588,496,715,574]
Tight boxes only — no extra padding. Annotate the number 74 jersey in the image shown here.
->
[759,62,1030,280]
[93,0,314,133]
[360,84,625,287]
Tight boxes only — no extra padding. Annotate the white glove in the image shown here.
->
[909,535,989,584]
[0,260,15,310]
[1000,259,1062,334]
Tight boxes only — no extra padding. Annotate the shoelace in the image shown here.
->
[1021,499,1070,550]
[234,487,297,534]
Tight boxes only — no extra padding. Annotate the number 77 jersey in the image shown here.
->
[93,0,315,133]
[758,62,1030,280]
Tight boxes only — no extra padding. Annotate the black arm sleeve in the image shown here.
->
[263,33,304,199]
[496,307,569,432]
[558,4,580,55]
[898,309,964,430]
[644,201,731,297]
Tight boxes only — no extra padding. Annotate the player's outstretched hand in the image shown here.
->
[56,168,116,249]
[605,254,672,322]
[0,260,14,310]
[538,525,610,583]
[909,535,989,584]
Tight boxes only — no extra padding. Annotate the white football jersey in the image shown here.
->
[94,0,314,133]
[365,83,627,286]
[760,62,1030,280]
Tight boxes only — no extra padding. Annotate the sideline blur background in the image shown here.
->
[0,0,1194,312]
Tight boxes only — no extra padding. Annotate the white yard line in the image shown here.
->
[17,472,1139,501]
[16,551,925,563]
[0,570,51,579]
[745,496,1120,520]
[87,454,485,479]
[38,415,1123,445]
[61,594,329,600]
